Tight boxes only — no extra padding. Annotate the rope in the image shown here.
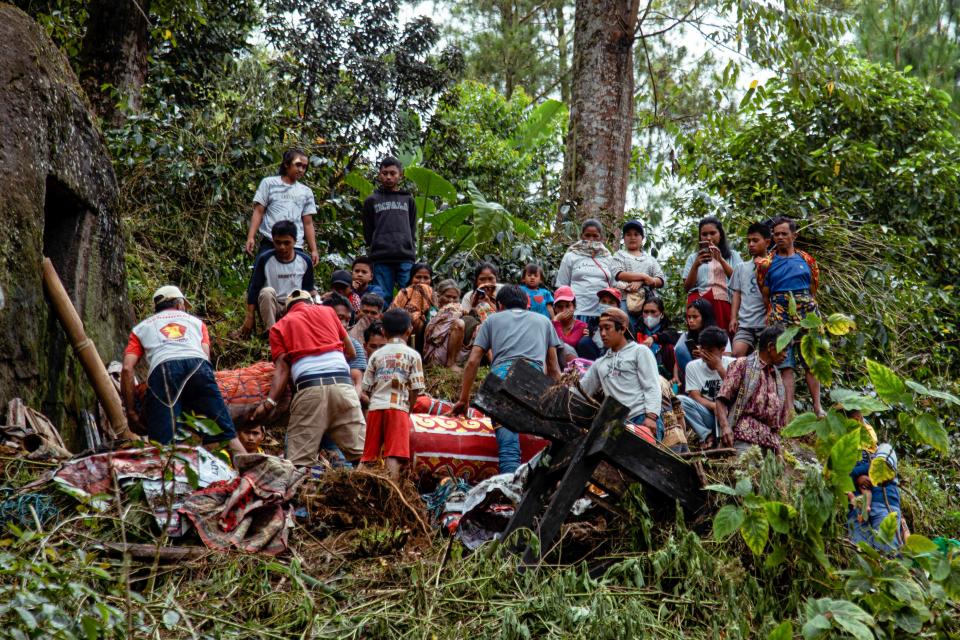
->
[0,489,59,529]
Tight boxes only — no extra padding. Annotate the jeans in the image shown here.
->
[490,359,542,474]
[321,433,353,469]
[678,394,716,443]
[675,339,692,383]
[573,315,602,360]
[145,358,236,444]
[373,261,414,306]
[495,427,521,475]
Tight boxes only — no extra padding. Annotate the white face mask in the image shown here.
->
[644,314,661,329]
[597,303,613,314]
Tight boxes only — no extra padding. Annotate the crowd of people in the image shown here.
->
[120,148,828,480]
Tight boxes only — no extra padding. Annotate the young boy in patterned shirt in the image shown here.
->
[360,308,425,479]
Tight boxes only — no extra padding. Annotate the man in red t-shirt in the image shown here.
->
[252,290,366,467]
[121,286,245,457]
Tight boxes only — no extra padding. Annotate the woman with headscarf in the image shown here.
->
[554,219,615,359]
[681,216,742,336]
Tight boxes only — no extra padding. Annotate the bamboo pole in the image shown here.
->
[42,258,131,439]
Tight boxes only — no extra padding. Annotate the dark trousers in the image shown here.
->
[145,358,236,444]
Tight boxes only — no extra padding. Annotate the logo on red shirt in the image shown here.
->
[159,323,188,340]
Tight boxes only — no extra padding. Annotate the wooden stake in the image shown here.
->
[42,258,133,439]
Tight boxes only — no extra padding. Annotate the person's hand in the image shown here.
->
[311,250,320,266]
[729,318,738,334]
[251,401,274,423]
[709,245,722,262]
[697,250,712,266]
[238,317,255,339]
[643,416,657,432]
[245,237,256,256]
[126,409,146,435]
[448,399,468,416]
[691,346,702,360]
[701,349,719,370]
[555,308,573,323]
[642,336,654,348]
[626,282,642,293]
[720,422,734,448]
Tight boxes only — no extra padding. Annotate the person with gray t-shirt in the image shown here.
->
[451,285,562,474]
[245,148,319,265]
[730,222,772,357]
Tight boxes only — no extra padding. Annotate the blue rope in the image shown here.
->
[423,477,473,521]
[0,488,59,530]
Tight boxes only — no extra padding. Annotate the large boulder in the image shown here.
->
[0,4,130,445]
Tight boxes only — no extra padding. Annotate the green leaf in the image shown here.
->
[776,325,800,353]
[81,615,100,640]
[868,456,896,485]
[782,412,821,437]
[902,534,939,556]
[824,313,856,336]
[511,99,565,153]
[713,504,745,540]
[768,620,793,640]
[914,413,950,454]
[764,545,789,569]
[405,166,456,204]
[803,598,874,640]
[904,380,960,406]
[763,501,798,534]
[740,510,769,555]
[865,358,910,404]
[828,389,888,415]
[876,511,900,546]
[800,314,822,329]
[787,293,798,318]
[828,428,863,493]
[802,614,831,639]
[735,476,753,496]
[343,170,373,200]
[705,483,738,496]
[428,203,473,238]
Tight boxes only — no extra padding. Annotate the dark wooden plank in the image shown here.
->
[520,396,629,564]
[500,441,572,546]
[473,381,582,442]
[589,431,705,512]
[499,360,572,421]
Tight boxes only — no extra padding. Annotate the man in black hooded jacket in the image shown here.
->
[362,156,417,306]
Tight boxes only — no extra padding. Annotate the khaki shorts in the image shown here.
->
[285,383,365,467]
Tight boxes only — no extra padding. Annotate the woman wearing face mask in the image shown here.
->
[555,219,615,357]
[636,297,679,380]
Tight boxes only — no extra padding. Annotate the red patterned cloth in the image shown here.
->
[178,454,306,555]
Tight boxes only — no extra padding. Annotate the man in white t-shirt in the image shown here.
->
[679,326,735,447]
[244,148,319,265]
[121,286,245,457]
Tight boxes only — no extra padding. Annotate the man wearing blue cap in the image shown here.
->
[611,220,666,321]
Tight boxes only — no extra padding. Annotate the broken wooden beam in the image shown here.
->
[100,542,211,562]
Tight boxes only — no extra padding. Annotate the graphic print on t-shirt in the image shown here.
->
[702,379,722,401]
[159,323,187,340]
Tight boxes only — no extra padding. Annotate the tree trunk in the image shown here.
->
[555,1,571,106]
[78,0,152,126]
[561,0,638,234]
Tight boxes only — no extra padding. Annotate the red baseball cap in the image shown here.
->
[553,286,576,303]
[597,287,622,302]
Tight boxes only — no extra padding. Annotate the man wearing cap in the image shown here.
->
[611,220,666,321]
[578,307,662,440]
[240,219,316,337]
[251,290,365,467]
[121,286,246,457]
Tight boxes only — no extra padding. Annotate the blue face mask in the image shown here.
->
[644,314,661,330]
[597,303,613,314]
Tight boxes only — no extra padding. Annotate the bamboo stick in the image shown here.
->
[41,258,132,439]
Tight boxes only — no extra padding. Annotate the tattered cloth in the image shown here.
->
[52,445,236,535]
[178,454,306,556]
